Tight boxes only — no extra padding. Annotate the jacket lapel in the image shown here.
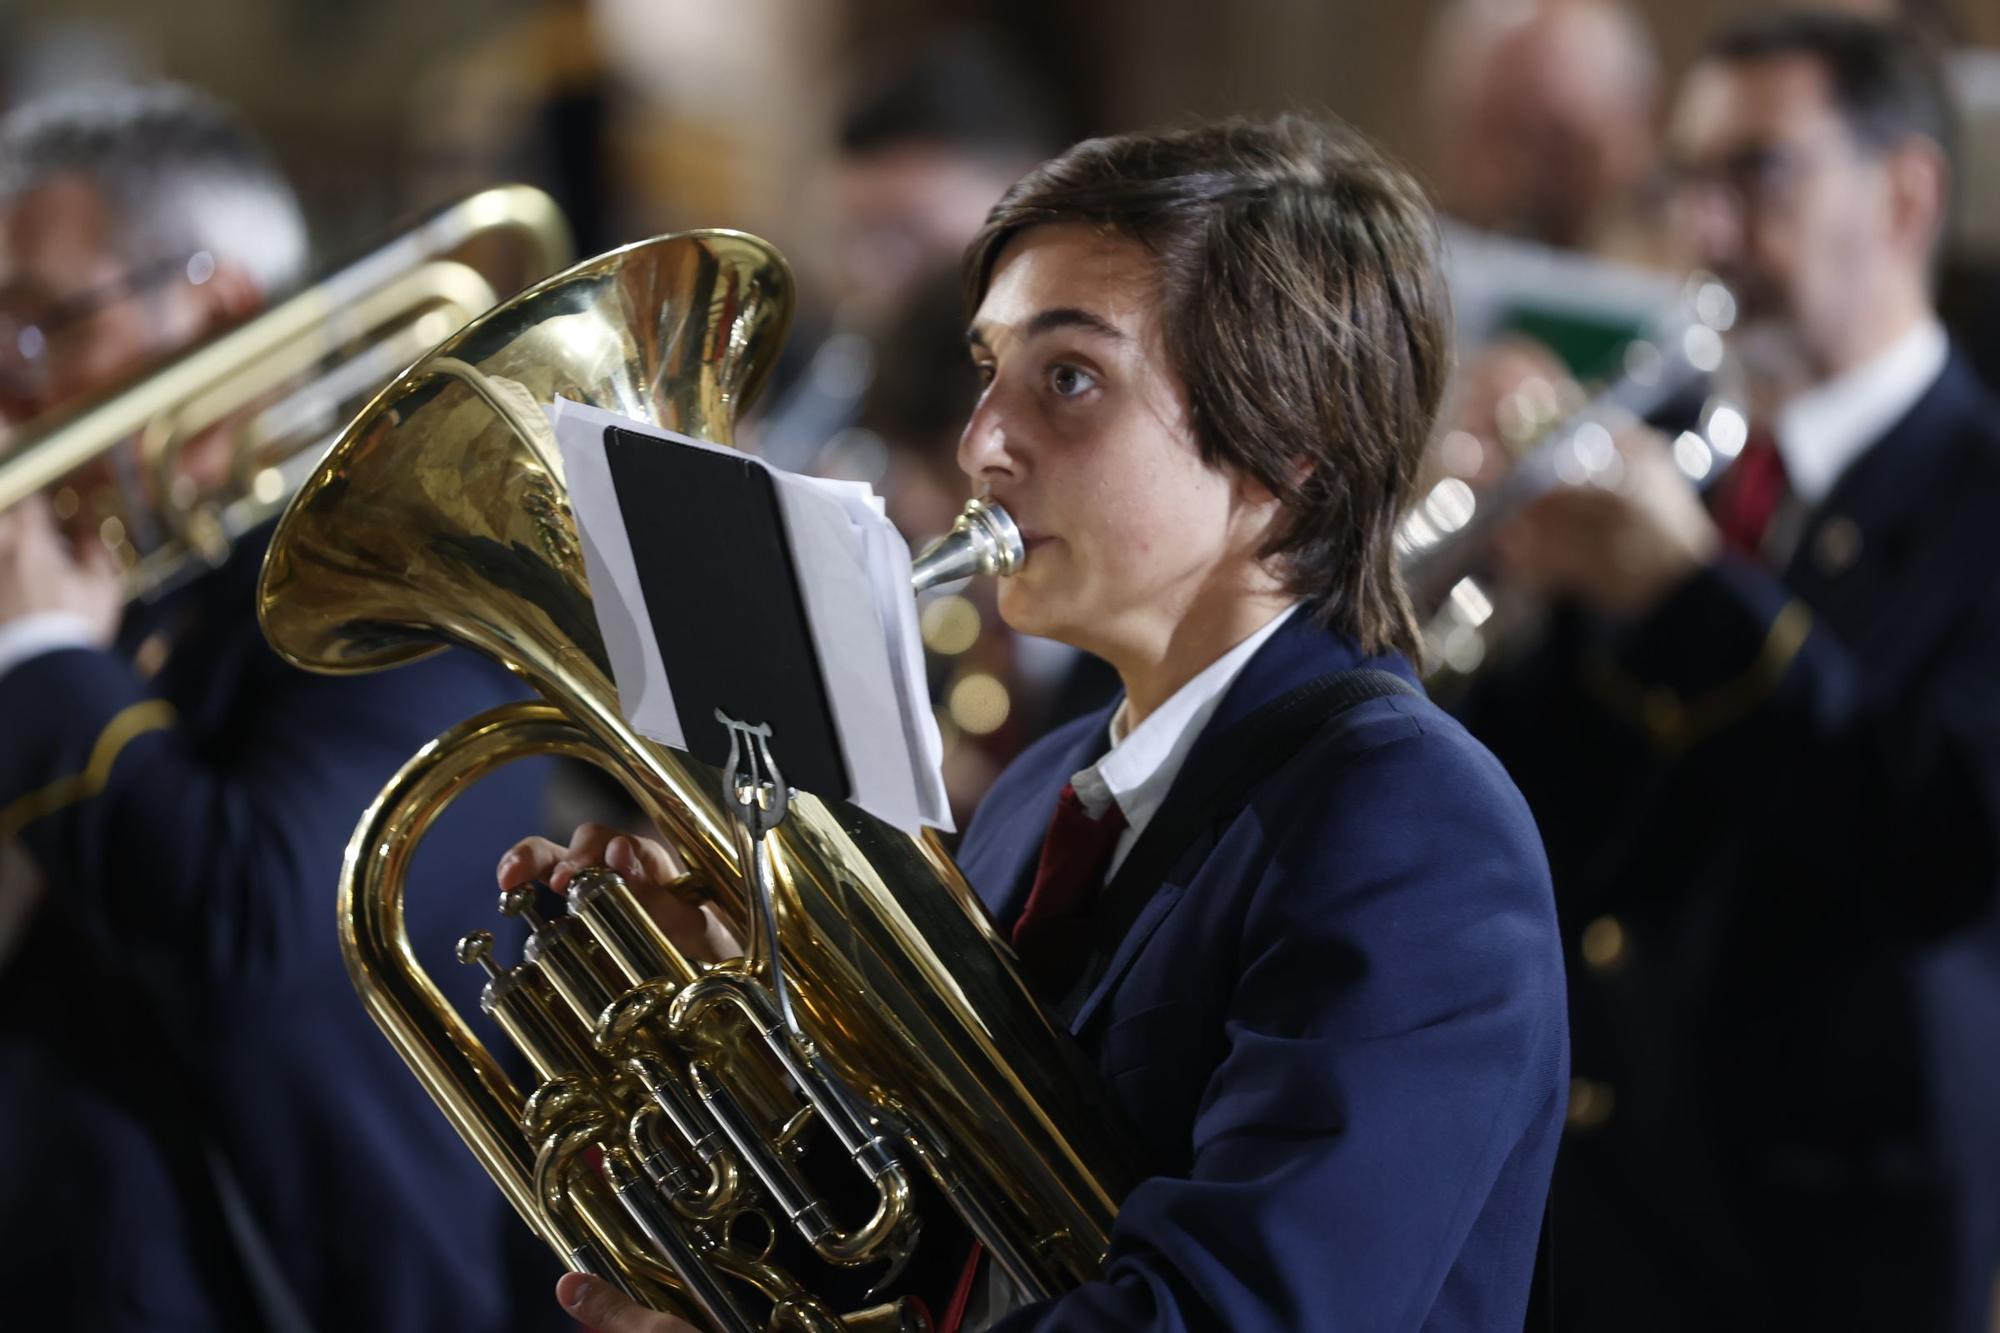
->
[1067,839,1209,1033]
[1066,615,1412,1034]
[1782,354,1984,653]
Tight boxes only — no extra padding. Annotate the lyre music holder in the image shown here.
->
[710,708,919,1296]
[715,709,805,1036]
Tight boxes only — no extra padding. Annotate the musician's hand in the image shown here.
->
[497,823,743,964]
[1493,425,1720,618]
[0,494,121,639]
[556,1274,699,1332]
[1428,335,1578,493]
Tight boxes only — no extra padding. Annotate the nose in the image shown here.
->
[1675,182,1746,274]
[956,385,1020,491]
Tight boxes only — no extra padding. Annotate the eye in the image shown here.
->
[1048,363,1098,398]
[971,359,995,388]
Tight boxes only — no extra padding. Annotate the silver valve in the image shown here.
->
[498,885,554,931]
[457,929,504,979]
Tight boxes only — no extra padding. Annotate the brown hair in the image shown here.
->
[964,114,1450,658]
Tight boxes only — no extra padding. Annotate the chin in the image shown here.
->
[995,579,1075,646]
[995,580,1044,633]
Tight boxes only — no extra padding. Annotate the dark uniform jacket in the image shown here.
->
[956,614,1568,1331]
[1459,353,2000,1333]
[0,525,556,1331]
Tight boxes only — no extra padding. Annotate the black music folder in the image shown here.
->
[551,399,948,832]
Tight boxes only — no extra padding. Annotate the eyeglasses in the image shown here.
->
[1665,139,1862,220]
[0,250,215,400]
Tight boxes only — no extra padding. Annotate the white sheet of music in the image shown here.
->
[551,398,951,834]
[551,399,687,750]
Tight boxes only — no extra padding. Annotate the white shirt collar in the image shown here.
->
[1069,603,1300,873]
[0,611,101,685]
[1774,318,1949,508]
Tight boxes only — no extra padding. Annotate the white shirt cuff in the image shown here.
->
[0,611,101,684]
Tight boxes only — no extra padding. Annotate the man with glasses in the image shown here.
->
[0,84,554,1330]
[1459,12,2000,1330]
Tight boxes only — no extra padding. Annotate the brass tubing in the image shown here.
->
[624,1052,741,1219]
[521,913,626,1027]
[535,1114,684,1314]
[568,869,699,989]
[627,1102,701,1198]
[337,702,644,1280]
[674,972,915,1267]
[684,1065,913,1274]
[476,957,602,1086]
[601,1149,763,1333]
[141,260,501,540]
[837,1301,932,1333]
[0,184,568,510]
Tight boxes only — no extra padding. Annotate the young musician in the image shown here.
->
[503,114,1568,1332]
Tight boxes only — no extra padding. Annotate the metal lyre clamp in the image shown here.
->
[703,712,919,1290]
[713,710,800,1030]
[716,710,790,839]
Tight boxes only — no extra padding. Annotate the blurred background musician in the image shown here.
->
[1420,0,1686,472]
[1455,12,2000,1330]
[757,31,1061,474]
[1423,0,1667,263]
[772,37,1119,824]
[0,83,554,1331]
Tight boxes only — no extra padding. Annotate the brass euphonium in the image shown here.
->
[257,231,1142,1330]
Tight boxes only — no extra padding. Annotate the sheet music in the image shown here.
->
[550,398,686,748]
[551,398,952,833]
[791,475,949,831]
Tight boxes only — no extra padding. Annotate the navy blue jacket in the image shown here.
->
[0,526,558,1331]
[1459,354,2000,1332]
[956,614,1568,1332]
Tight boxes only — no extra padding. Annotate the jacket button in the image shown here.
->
[1813,515,1863,577]
[1567,1077,1616,1132]
[1580,915,1629,975]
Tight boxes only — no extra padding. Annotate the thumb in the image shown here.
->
[556,1273,694,1332]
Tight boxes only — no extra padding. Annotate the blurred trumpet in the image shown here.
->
[0,184,572,601]
[1401,272,1745,678]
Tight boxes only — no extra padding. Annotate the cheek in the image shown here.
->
[67,316,159,399]
[1788,180,1887,278]
[1092,479,1235,592]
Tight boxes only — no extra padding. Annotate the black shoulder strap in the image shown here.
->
[1087,667,1419,964]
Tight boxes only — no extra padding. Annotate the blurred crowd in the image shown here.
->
[4,0,2000,1328]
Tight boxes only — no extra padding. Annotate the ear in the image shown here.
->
[188,257,265,335]
[1227,464,1289,551]
[1884,135,1950,262]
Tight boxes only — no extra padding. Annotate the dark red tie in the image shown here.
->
[1008,783,1129,992]
[1713,427,1789,558]
[939,784,1127,1333]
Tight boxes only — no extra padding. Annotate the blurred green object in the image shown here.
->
[1496,303,1651,383]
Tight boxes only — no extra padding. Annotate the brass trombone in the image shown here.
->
[0,183,572,600]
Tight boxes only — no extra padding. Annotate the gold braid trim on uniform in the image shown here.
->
[1584,600,1812,757]
[0,699,178,842]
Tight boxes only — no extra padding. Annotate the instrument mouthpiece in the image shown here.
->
[910,497,1023,593]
